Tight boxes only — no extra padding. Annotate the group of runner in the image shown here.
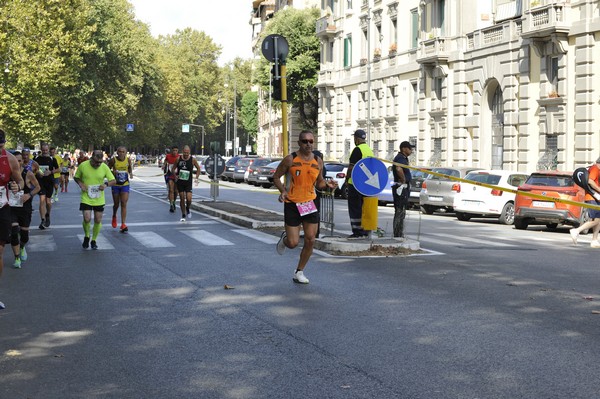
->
[162,145,201,222]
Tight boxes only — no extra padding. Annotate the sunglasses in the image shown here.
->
[300,139,314,144]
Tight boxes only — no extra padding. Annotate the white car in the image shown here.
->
[453,170,529,225]
[324,162,348,198]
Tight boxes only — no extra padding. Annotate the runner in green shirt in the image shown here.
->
[73,150,116,250]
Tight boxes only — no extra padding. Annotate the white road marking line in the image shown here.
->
[129,232,175,248]
[232,229,279,244]
[181,230,234,246]
[27,235,57,252]
[77,234,114,250]
[429,232,514,247]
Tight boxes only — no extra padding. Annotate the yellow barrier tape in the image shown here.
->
[373,157,600,212]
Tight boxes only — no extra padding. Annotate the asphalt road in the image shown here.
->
[1,166,600,398]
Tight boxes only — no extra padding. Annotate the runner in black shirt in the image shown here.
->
[34,143,59,229]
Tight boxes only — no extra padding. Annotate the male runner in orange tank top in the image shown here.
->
[273,131,338,284]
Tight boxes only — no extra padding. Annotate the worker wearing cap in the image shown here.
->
[345,129,373,238]
[392,141,415,238]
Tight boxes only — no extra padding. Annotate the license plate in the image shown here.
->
[428,196,443,202]
[410,192,419,198]
[532,201,555,208]
[258,176,267,181]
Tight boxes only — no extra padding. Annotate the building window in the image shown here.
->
[433,77,443,101]
[345,92,352,122]
[328,40,334,63]
[390,18,397,48]
[411,81,418,114]
[548,56,559,91]
[411,9,418,49]
[346,0,352,11]
[344,35,352,68]
[326,142,332,157]
[423,0,445,36]
[362,28,367,59]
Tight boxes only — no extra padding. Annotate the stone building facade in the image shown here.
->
[316,0,600,171]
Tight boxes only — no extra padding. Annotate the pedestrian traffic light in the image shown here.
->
[271,63,282,101]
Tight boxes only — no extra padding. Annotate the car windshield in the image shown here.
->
[238,158,253,167]
[325,163,346,172]
[464,172,501,185]
[266,161,280,168]
[253,159,272,167]
[226,157,240,166]
[412,169,430,178]
[525,174,573,187]
[429,168,460,180]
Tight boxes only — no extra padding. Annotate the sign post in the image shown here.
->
[182,123,205,155]
[262,34,289,156]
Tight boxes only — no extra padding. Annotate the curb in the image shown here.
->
[191,202,284,229]
[315,236,420,252]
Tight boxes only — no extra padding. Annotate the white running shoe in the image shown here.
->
[180,218,186,222]
[293,270,309,284]
[187,212,191,219]
[591,240,600,248]
[276,232,287,255]
[569,228,579,245]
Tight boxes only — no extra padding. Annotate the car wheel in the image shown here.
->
[421,205,435,215]
[514,217,529,230]
[341,184,349,199]
[456,212,471,221]
[261,183,271,188]
[545,223,558,230]
[499,202,515,225]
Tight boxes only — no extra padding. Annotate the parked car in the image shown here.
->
[255,160,281,188]
[419,166,484,214]
[221,156,243,182]
[324,162,349,198]
[453,170,529,225]
[409,167,433,207]
[377,169,395,206]
[247,158,280,186]
[194,155,208,175]
[232,156,260,183]
[377,166,432,207]
[514,171,589,231]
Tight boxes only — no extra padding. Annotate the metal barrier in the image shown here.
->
[319,188,335,237]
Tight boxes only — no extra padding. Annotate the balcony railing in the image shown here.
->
[316,15,336,37]
[416,37,449,65]
[521,2,570,38]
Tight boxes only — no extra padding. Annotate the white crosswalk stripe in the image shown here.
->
[233,228,279,244]
[27,235,57,252]
[181,230,234,246]
[128,232,175,248]
[77,234,115,250]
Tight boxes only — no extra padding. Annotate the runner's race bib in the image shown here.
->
[39,165,49,174]
[116,170,128,184]
[61,167,69,173]
[0,186,9,207]
[9,190,23,207]
[88,185,101,199]
[296,200,317,216]
[179,170,190,181]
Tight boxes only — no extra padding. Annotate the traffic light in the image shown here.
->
[271,63,282,101]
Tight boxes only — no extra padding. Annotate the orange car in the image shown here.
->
[514,171,589,230]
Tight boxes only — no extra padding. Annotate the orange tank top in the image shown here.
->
[286,153,320,203]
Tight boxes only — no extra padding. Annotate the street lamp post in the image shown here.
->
[182,123,205,155]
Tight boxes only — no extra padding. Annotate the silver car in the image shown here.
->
[419,166,484,214]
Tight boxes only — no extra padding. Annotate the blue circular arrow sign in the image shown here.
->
[351,157,389,196]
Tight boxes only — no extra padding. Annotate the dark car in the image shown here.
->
[255,160,281,188]
[324,162,349,198]
[247,158,280,186]
[232,156,260,183]
[221,156,243,182]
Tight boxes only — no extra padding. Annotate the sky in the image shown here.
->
[129,0,254,65]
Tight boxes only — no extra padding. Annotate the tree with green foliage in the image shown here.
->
[254,7,320,130]
[241,91,258,150]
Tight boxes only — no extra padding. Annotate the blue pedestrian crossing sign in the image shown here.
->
[351,157,388,196]
[126,123,134,132]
